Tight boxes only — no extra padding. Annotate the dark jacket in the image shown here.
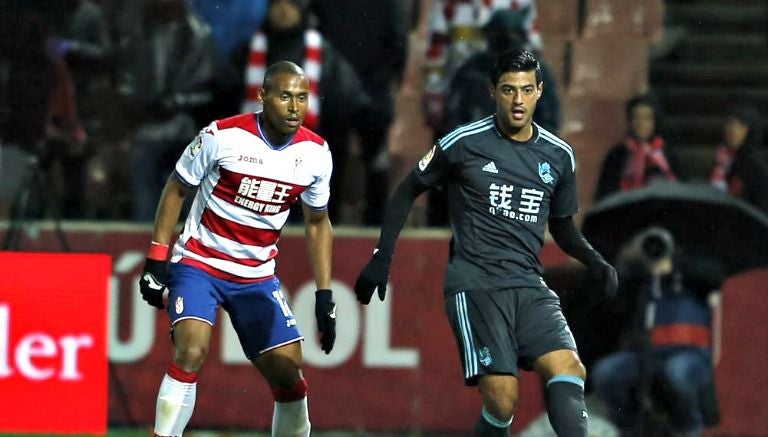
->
[594,139,682,201]
[727,144,768,213]
[311,0,408,124]
[115,11,218,130]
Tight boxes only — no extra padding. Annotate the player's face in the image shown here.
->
[491,70,542,140]
[630,104,655,141]
[259,73,310,141]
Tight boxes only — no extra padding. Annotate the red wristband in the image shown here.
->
[148,241,170,261]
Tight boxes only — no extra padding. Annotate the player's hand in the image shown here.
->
[588,257,618,299]
[354,252,391,304]
[139,258,168,309]
[314,289,336,354]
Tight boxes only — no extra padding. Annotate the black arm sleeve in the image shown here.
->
[375,172,430,258]
[548,216,606,266]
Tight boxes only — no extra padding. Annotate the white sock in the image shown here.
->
[272,398,311,437]
[155,374,197,436]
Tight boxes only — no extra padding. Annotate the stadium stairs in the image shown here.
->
[651,0,768,179]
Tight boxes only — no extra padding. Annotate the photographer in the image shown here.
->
[590,226,724,437]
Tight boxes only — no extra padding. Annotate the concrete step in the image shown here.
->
[660,114,725,146]
[672,34,768,63]
[666,3,768,33]
[652,63,768,87]
[656,86,768,115]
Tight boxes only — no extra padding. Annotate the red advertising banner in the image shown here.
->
[0,252,111,435]
[1,223,767,435]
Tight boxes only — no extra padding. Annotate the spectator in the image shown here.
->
[0,9,54,219]
[237,0,372,223]
[44,0,111,218]
[423,0,541,130]
[186,0,267,63]
[50,0,112,133]
[709,105,768,212]
[310,0,410,225]
[115,0,219,221]
[594,94,679,201]
[591,226,723,436]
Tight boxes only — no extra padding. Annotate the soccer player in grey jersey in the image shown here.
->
[355,49,617,436]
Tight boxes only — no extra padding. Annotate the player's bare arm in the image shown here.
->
[152,174,193,245]
[303,203,336,354]
[302,203,333,290]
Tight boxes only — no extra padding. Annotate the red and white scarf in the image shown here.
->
[621,136,676,191]
[243,29,322,130]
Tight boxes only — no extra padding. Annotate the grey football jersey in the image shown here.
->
[413,116,579,294]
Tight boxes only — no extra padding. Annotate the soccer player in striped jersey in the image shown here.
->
[138,61,336,437]
[355,49,617,436]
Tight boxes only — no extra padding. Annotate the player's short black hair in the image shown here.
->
[263,61,305,91]
[490,48,541,86]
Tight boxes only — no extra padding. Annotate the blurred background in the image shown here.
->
[1,0,768,436]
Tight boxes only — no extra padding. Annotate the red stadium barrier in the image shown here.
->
[2,223,766,435]
[0,224,571,433]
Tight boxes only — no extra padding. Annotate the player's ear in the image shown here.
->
[489,84,496,100]
[257,86,266,103]
[536,82,543,99]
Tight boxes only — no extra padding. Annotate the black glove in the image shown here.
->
[588,256,619,299]
[354,252,391,304]
[314,289,336,354]
[139,258,168,309]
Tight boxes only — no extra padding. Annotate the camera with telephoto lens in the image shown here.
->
[638,226,675,263]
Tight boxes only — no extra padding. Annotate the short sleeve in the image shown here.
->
[300,143,333,210]
[174,124,219,187]
[550,153,579,217]
[412,143,452,190]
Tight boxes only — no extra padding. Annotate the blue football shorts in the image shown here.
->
[166,263,303,359]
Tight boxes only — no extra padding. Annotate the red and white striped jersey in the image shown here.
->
[170,112,332,281]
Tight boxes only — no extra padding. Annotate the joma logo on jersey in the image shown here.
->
[488,183,544,223]
[238,155,264,165]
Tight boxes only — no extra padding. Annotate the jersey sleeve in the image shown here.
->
[550,152,580,217]
[300,142,333,210]
[174,123,219,187]
[412,143,452,190]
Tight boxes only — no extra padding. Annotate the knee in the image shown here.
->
[482,385,518,421]
[174,344,209,372]
[557,356,587,381]
[590,360,611,393]
[272,377,308,403]
[485,399,516,423]
[660,358,698,397]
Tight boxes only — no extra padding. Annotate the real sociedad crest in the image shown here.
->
[538,162,554,184]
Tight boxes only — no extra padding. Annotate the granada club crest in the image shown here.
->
[175,296,184,315]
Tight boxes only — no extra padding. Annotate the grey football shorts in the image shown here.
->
[445,286,578,386]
